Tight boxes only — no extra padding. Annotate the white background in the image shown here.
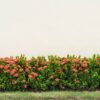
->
[0,0,100,57]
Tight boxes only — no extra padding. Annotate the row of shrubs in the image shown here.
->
[0,54,100,91]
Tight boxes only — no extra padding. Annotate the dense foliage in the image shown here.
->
[0,54,100,91]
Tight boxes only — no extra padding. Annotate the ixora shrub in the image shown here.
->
[0,54,100,91]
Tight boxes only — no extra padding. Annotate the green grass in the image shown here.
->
[0,91,100,100]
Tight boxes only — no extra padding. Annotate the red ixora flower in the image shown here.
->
[31,72,38,77]
[37,66,48,71]
[10,69,16,75]
[28,72,38,80]
[13,73,19,78]
[61,58,69,65]
[6,57,16,64]
[3,65,9,70]
[0,65,4,69]
[37,67,43,71]
[28,74,34,79]
[25,66,31,72]
[81,63,88,68]
[72,58,80,63]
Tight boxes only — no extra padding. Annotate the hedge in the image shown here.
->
[0,54,100,91]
